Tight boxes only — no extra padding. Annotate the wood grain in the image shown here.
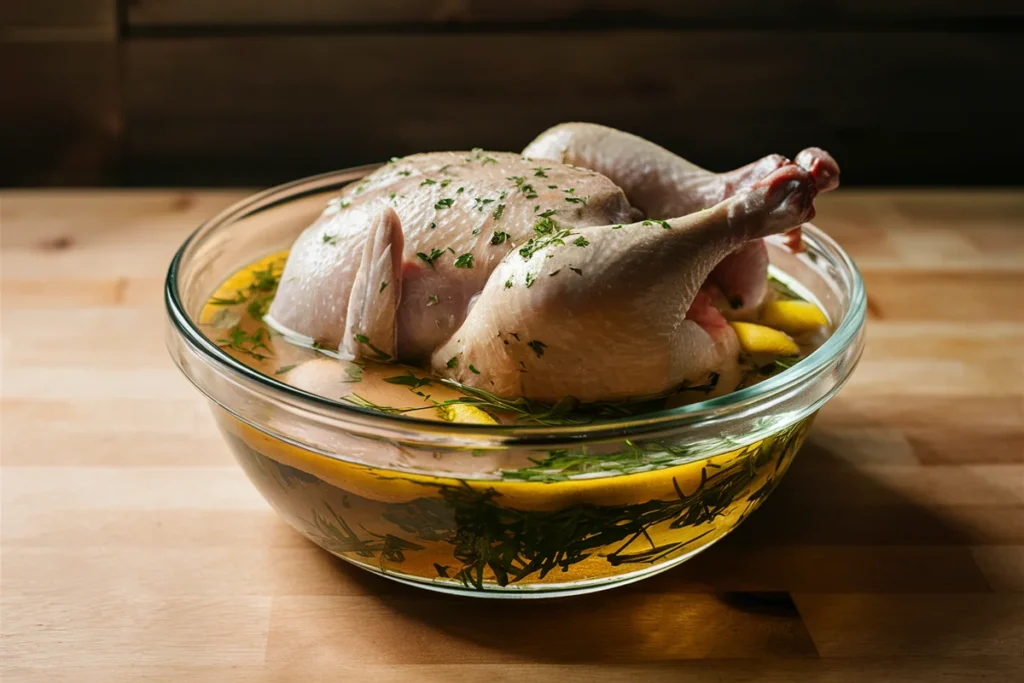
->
[1,189,1022,681]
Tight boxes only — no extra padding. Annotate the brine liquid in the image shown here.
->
[198,251,831,424]
[198,251,828,591]
[217,407,813,591]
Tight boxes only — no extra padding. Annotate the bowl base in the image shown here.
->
[324,532,726,599]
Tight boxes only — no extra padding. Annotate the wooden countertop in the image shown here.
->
[1,189,1022,682]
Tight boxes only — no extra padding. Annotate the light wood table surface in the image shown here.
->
[1,189,1022,681]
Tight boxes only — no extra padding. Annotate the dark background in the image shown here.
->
[2,1,1021,188]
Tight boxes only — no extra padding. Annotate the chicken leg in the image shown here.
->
[432,164,818,402]
[523,123,840,311]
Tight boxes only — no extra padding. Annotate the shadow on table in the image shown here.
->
[301,419,996,662]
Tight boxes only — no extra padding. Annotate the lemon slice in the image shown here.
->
[436,403,498,424]
[730,322,800,357]
[760,300,828,336]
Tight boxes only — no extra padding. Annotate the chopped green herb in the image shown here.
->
[490,231,510,245]
[569,266,583,276]
[440,178,452,188]
[473,197,494,211]
[388,192,397,200]
[469,364,481,374]
[524,271,537,288]
[429,222,437,230]
[492,204,505,220]
[353,333,391,361]
[274,364,297,375]
[456,187,464,194]
[217,325,274,361]
[612,224,623,230]
[527,340,547,358]
[446,356,458,369]
[416,248,444,268]
[538,209,557,218]
[343,361,364,383]
[518,217,576,260]
[379,281,388,293]
[454,253,474,269]
[504,279,514,289]
[573,236,590,247]
[564,195,589,205]
[384,372,432,389]
[322,233,340,245]
[420,178,437,186]
[532,167,551,178]
[427,294,439,306]
[434,198,454,210]
[397,170,411,176]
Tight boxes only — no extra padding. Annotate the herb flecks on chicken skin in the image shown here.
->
[267,123,839,403]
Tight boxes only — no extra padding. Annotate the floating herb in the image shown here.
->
[384,372,432,390]
[454,253,474,269]
[353,333,392,361]
[218,325,274,361]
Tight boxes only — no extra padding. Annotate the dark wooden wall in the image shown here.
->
[3,1,1022,187]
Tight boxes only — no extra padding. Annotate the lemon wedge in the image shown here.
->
[730,322,800,357]
[436,403,498,424]
[760,300,828,336]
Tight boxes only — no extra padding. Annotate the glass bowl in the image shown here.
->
[165,166,866,598]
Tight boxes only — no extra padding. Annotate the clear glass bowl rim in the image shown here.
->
[165,165,867,448]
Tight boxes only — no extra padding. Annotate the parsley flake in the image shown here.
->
[416,248,444,268]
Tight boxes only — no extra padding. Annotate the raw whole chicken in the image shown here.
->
[268,123,839,403]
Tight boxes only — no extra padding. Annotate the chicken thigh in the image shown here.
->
[268,126,839,403]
